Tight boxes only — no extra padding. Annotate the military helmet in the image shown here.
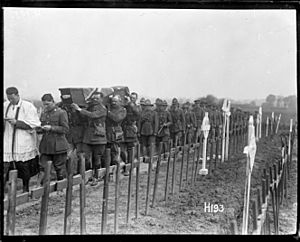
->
[139,97,145,105]
[162,100,168,106]
[155,98,163,106]
[142,99,154,106]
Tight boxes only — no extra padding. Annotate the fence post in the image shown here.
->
[273,164,279,234]
[251,200,258,232]
[101,148,111,234]
[126,147,135,225]
[6,170,18,235]
[186,140,191,184]
[171,138,178,195]
[257,188,262,215]
[179,133,186,191]
[64,157,73,235]
[39,160,52,235]
[164,140,172,202]
[114,147,121,234]
[145,143,154,215]
[152,142,163,208]
[230,220,238,234]
[194,138,201,184]
[135,143,141,219]
[79,153,86,235]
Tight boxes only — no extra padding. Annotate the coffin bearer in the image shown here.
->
[106,95,127,166]
[71,90,107,186]
[169,98,185,147]
[182,102,196,145]
[138,99,158,160]
[58,101,87,175]
[38,93,69,184]
[121,92,141,175]
[3,87,41,192]
[155,99,172,157]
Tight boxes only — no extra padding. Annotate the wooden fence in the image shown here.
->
[3,115,265,235]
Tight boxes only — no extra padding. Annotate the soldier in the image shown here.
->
[106,95,127,166]
[155,99,172,157]
[71,91,107,186]
[121,92,141,175]
[192,99,205,143]
[138,99,158,160]
[169,98,185,147]
[139,97,146,112]
[38,93,69,184]
[58,101,87,175]
[182,102,196,145]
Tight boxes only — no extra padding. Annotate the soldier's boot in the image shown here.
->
[22,178,30,193]
[143,146,149,163]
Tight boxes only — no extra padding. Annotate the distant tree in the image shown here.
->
[284,95,297,111]
[266,94,276,107]
[250,100,256,106]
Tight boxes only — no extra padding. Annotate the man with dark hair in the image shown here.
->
[4,87,41,192]
[169,98,185,147]
[138,99,158,160]
[38,93,69,183]
[106,95,127,166]
[71,91,107,186]
[121,92,141,175]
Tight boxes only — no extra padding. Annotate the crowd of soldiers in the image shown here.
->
[60,91,254,186]
[3,86,254,191]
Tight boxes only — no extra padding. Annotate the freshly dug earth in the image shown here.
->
[6,134,297,235]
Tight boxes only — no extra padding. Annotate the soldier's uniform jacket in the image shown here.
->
[106,105,127,142]
[156,109,172,137]
[192,106,205,128]
[39,106,69,154]
[169,106,186,133]
[139,109,159,136]
[122,102,141,142]
[184,110,196,131]
[79,101,107,145]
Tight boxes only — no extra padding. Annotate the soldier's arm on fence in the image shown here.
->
[51,110,69,134]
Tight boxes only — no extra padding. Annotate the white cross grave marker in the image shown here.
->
[199,112,210,175]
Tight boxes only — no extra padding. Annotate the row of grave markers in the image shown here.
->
[240,116,295,235]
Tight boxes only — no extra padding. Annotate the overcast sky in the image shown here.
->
[3,8,297,102]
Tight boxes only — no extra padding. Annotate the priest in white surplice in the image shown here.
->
[3,87,41,192]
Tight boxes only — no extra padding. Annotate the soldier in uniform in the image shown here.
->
[121,92,141,175]
[106,95,127,166]
[155,99,172,157]
[192,99,205,143]
[169,98,185,147]
[138,99,158,160]
[71,91,107,186]
[182,102,196,145]
[38,93,69,184]
[58,101,87,175]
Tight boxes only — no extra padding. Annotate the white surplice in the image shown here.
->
[3,99,41,162]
